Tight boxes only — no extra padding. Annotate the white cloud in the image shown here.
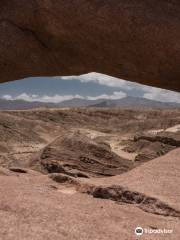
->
[87,91,126,100]
[36,94,84,103]
[56,72,180,103]
[1,91,127,103]
[143,88,180,103]
[60,72,133,89]
[2,72,180,104]
[2,93,84,103]
[2,95,13,100]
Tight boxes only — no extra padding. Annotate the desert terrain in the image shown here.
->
[0,107,180,239]
[1,1,180,239]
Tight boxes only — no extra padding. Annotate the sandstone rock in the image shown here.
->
[1,172,180,239]
[9,167,27,173]
[90,185,180,217]
[0,1,180,91]
[0,167,15,176]
[38,131,135,177]
[134,131,180,147]
[49,173,76,184]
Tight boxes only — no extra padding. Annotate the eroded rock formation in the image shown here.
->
[0,0,180,91]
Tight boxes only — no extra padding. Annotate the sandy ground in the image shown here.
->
[147,124,180,134]
[166,124,180,133]
[79,128,137,160]
[109,141,137,160]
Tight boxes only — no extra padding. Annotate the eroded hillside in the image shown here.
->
[0,108,180,239]
[0,108,180,174]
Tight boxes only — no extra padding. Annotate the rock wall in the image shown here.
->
[0,0,180,91]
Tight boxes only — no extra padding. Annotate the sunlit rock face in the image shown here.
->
[0,0,180,91]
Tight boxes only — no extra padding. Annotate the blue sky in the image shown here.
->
[0,72,180,103]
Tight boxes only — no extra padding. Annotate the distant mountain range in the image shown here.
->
[0,99,55,110]
[0,96,180,110]
[87,97,180,108]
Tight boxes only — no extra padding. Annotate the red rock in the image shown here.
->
[0,1,180,91]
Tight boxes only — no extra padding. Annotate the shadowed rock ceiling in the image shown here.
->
[0,0,180,91]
